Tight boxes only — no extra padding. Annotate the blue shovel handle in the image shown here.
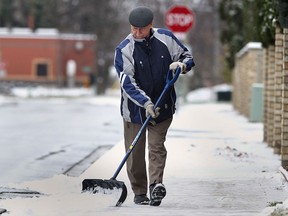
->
[154,67,181,109]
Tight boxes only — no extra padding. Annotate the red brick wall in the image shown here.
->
[0,34,96,85]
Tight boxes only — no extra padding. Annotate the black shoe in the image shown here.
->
[149,183,166,206]
[134,194,150,205]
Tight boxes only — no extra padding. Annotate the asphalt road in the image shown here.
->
[0,96,123,186]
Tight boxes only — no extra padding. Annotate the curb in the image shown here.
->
[0,187,41,200]
[279,166,288,182]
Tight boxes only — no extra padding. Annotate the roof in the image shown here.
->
[0,28,97,41]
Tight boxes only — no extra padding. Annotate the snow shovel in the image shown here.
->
[82,67,182,207]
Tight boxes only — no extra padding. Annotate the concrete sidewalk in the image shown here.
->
[1,103,287,216]
[80,103,288,216]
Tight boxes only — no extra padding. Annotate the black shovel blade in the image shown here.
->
[82,179,127,207]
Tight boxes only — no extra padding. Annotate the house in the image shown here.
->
[0,28,96,87]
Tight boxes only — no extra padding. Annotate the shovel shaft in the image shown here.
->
[111,115,152,180]
[111,67,181,180]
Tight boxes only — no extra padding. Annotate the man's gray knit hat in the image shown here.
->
[129,6,154,27]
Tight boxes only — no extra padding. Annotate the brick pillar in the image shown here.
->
[282,28,288,170]
[273,28,283,154]
[233,53,245,115]
[263,48,269,142]
[238,58,246,116]
[233,43,263,120]
[232,62,240,112]
[267,46,275,147]
[242,56,249,117]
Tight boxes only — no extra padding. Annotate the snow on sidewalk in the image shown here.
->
[1,103,288,216]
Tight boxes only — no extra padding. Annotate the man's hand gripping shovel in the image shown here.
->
[81,67,182,206]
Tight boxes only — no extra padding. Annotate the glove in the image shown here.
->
[145,103,160,118]
[169,62,186,73]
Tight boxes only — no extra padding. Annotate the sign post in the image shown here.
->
[165,5,195,102]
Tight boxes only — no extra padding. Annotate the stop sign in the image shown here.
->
[165,5,195,33]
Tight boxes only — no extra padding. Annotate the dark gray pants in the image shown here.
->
[123,118,172,195]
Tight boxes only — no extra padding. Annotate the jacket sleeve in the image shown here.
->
[114,42,152,108]
[168,32,195,72]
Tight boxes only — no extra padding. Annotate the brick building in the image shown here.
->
[0,28,96,86]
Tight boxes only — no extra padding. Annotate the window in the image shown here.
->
[33,59,51,79]
[36,63,48,77]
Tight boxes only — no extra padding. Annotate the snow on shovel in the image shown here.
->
[82,179,127,206]
[81,67,182,206]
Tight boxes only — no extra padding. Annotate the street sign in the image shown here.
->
[165,5,195,33]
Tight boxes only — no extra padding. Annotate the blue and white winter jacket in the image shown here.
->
[114,28,195,124]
